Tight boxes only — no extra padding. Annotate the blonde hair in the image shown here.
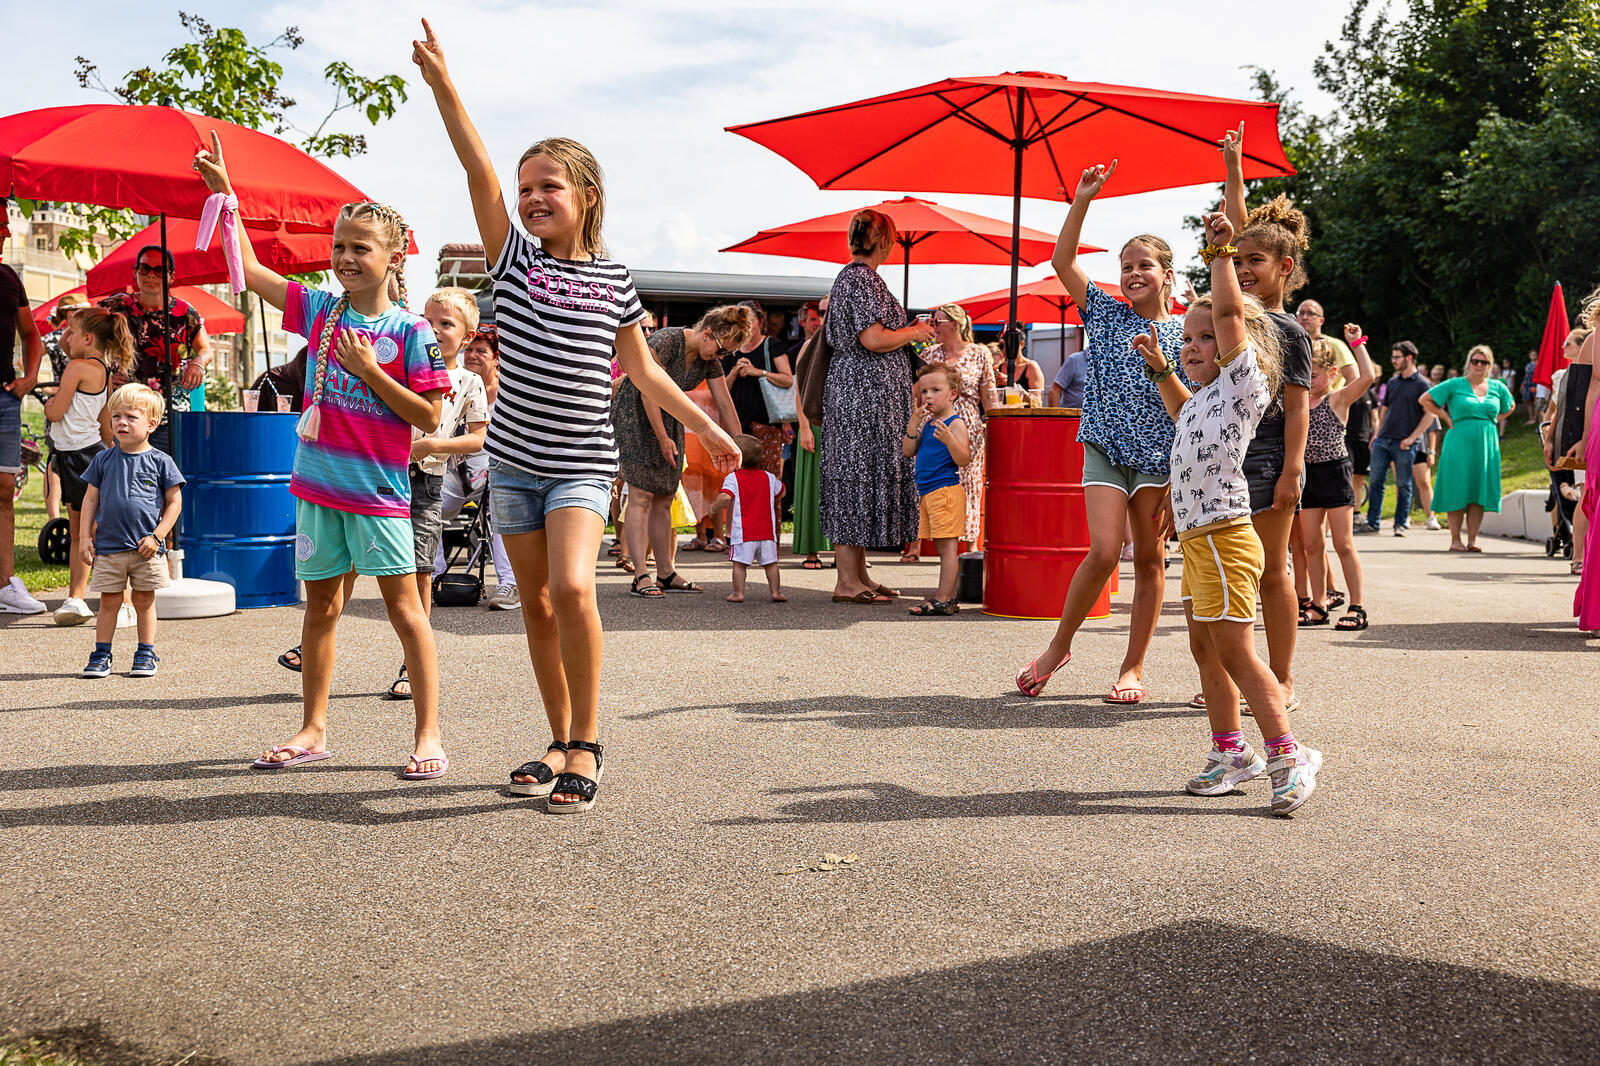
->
[1465,343,1494,371]
[847,209,897,258]
[518,137,607,259]
[916,361,962,392]
[108,382,164,423]
[1310,336,1339,372]
[73,308,133,373]
[52,292,88,324]
[1188,292,1283,398]
[936,303,974,344]
[1120,234,1175,305]
[691,304,758,351]
[1240,195,1311,300]
[426,287,480,332]
[308,201,412,414]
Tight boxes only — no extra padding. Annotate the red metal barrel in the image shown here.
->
[983,408,1111,620]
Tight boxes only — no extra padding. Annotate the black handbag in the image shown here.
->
[432,570,483,607]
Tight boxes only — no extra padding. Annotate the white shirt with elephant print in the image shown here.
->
[1169,340,1270,535]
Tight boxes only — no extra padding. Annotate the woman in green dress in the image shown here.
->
[1420,344,1515,552]
[791,298,831,568]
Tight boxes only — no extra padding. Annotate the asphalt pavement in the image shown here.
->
[2,529,1596,1065]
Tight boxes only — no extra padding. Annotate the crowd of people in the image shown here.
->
[3,23,1598,821]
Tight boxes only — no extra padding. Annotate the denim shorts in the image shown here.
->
[0,390,21,475]
[409,467,445,573]
[488,458,611,535]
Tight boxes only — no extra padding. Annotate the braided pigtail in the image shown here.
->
[296,291,351,443]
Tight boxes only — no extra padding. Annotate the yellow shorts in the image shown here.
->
[917,484,966,540]
[1179,519,1264,623]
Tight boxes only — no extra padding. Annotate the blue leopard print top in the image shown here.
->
[1077,282,1186,476]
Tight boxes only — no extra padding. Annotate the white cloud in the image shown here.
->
[4,0,1348,309]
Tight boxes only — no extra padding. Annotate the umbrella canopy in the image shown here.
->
[0,105,370,227]
[33,284,245,335]
[1532,281,1571,389]
[728,72,1292,331]
[950,274,1185,326]
[86,217,421,299]
[722,196,1098,308]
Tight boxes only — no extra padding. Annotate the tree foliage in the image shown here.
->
[1194,0,1600,366]
[35,11,407,260]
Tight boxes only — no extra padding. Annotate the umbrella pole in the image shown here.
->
[260,294,271,368]
[1006,96,1025,364]
[903,236,912,311]
[159,211,184,556]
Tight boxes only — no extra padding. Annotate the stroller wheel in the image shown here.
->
[1565,540,1574,561]
[38,517,72,565]
[1546,536,1559,558]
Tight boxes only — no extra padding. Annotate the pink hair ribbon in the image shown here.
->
[196,192,245,295]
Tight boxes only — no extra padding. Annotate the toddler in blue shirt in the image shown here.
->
[902,363,971,616]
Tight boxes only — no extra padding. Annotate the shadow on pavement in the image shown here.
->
[2,781,522,828]
[275,918,1590,1064]
[1351,619,1593,652]
[1,691,350,715]
[0,757,399,793]
[629,693,1203,730]
[713,781,1264,825]
[1427,569,1576,585]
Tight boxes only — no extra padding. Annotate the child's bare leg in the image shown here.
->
[1250,506,1298,704]
[94,590,124,644]
[1031,486,1129,675]
[504,530,569,785]
[414,570,432,620]
[1290,515,1310,603]
[764,562,784,602]
[543,507,606,804]
[67,508,89,599]
[1300,510,1328,607]
[1329,507,1363,605]
[131,588,156,644]
[727,561,747,602]
[1187,604,1240,733]
[261,574,346,762]
[1114,486,1167,690]
[1206,618,1290,740]
[378,572,443,771]
[935,537,960,602]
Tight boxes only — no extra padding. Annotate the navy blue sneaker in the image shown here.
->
[129,647,160,678]
[82,649,113,679]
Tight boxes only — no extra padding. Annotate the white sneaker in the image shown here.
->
[0,576,46,614]
[1425,515,1441,531]
[488,583,520,610]
[116,602,137,629]
[54,597,94,626]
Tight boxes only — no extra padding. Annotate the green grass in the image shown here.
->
[0,1035,100,1066]
[10,405,70,595]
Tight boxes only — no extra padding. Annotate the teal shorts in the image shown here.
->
[1081,442,1169,496]
[294,499,414,580]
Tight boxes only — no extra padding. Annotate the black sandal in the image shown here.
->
[629,575,664,598]
[548,739,604,815]
[656,571,704,593]
[1297,603,1330,627]
[385,663,412,700]
[1334,605,1369,631]
[907,599,959,616]
[509,741,569,797]
[277,645,302,672]
[1327,589,1346,611]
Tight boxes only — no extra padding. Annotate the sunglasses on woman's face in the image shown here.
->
[1469,358,1491,366]
[475,324,498,338]
[933,315,953,324]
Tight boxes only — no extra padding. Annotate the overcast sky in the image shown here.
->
[2,0,1355,309]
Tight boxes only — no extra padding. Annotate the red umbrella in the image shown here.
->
[721,196,1100,307]
[87,217,421,299]
[33,284,246,334]
[728,72,1292,331]
[0,105,369,227]
[1532,281,1571,388]
[950,274,1185,328]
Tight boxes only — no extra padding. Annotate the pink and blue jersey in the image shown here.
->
[283,282,448,518]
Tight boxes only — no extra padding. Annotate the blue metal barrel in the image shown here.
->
[174,411,300,609]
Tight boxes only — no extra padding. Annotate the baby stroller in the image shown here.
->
[432,466,492,607]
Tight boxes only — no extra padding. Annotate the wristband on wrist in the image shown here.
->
[1352,335,1369,348]
[1200,243,1238,266]
[1142,360,1178,383]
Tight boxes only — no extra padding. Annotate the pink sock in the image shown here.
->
[1265,732,1298,758]
[1212,730,1245,753]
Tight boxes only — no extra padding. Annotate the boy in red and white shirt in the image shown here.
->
[712,434,787,603]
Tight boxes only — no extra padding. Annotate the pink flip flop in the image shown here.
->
[251,746,331,769]
[401,752,450,780]
[1015,653,1068,697]
[1105,685,1147,705]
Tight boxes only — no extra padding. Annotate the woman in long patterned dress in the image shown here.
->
[916,303,994,549]
[821,210,936,603]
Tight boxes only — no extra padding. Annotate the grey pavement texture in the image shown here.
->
[2,530,1597,1065]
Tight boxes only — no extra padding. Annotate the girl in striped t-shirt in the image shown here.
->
[415,21,739,814]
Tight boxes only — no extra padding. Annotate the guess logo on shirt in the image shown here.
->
[527,268,618,313]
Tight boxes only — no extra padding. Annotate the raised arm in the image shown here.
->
[1333,323,1376,415]
[1220,124,1247,231]
[413,19,510,265]
[1132,330,1190,420]
[1204,210,1248,356]
[193,131,291,311]
[1051,161,1116,310]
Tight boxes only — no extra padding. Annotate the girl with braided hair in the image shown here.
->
[415,20,739,813]
[195,133,455,780]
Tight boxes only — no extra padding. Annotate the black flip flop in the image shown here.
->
[385,663,412,700]
[277,645,302,673]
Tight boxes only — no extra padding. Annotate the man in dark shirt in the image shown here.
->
[1,213,49,614]
[1363,340,1436,534]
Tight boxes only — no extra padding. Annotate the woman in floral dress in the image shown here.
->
[914,303,994,550]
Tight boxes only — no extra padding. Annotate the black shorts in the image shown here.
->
[51,443,104,510]
[1243,441,1305,513]
[1345,436,1371,476]
[409,467,445,573]
[1302,457,1355,510]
